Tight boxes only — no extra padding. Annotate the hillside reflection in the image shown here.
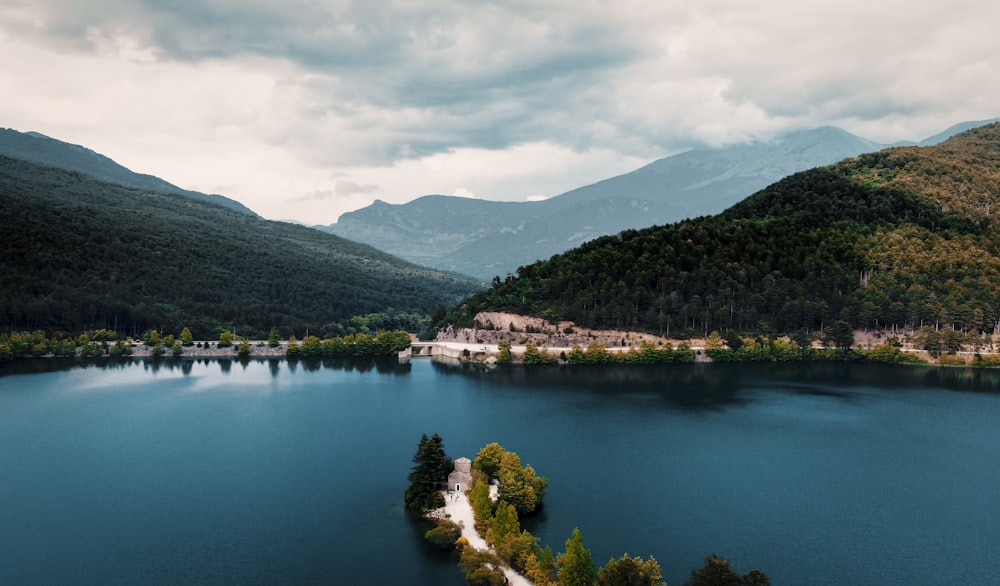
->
[428,359,1000,408]
[0,355,412,378]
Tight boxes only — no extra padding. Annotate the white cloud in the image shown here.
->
[0,0,998,224]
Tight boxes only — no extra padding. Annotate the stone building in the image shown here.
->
[447,457,473,492]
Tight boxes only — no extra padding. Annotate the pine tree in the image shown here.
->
[404,433,450,511]
[268,327,280,348]
[558,527,594,586]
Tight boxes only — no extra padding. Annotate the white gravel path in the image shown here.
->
[438,490,532,586]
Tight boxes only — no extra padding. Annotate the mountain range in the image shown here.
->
[454,123,1000,343]
[324,119,998,281]
[0,128,258,216]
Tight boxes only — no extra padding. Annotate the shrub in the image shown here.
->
[425,518,463,550]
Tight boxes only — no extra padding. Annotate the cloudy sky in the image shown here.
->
[1,1,997,224]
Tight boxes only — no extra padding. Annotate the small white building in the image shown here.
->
[447,457,473,492]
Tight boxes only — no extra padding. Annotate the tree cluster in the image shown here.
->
[285,330,411,357]
[473,442,548,515]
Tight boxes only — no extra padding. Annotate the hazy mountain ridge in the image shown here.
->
[324,125,952,280]
[0,128,258,216]
[0,155,479,337]
[454,123,1000,340]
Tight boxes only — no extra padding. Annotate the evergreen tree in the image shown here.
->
[488,501,520,546]
[218,330,234,348]
[686,554,738,586]
[596,553,665,586]
[268,327,281,348]
[558,527,595,586]
[685,554,769,586]
[180,327,194,346]
[404,433,450,511]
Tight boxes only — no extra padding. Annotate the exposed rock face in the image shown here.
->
[436,312,673,349]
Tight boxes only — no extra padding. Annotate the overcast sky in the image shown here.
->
[1,1,997,224]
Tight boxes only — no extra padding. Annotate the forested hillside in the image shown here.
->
[0,156,479,338]
[456,124,1000,340]
[0,128,257,216]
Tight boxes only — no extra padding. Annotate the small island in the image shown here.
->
[405,434,769,585]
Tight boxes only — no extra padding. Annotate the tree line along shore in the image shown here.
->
[0,327,412,363]
[6,327,1000,370]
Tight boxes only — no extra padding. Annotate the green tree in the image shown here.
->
[826,320,855,351]
[558,527,595,586]
[705,331,725,350]
[142,329,160,346]
[685,554,769,586]
[498,450,548,515]
[301,335,322,356]
[218,330,234,348]
[469,479,494,533]
[741,569,771,586]
[171,340,183,356]
[180,327,194,346]
[459,549,507,586]
[286,334,299,357]
[488,501,520,547]
[424,518,462,550]
[497,341,512,365]
[404,433,450,511]
[268,327,281,348]
[524,341,556,364]
[596,554,665,586]
[237,338,251,357]
[474,442,506,479]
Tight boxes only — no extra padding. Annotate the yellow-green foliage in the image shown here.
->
[523,341,557,364]
[973,353,1000,367]
[936,354,967,366]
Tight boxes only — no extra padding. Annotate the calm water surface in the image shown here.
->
[2,357,1000,585]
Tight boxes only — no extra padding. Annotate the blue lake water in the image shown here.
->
[2,357,1000,584]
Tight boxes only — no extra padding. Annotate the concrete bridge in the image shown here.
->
[401,342,496,361]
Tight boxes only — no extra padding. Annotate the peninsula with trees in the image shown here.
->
[405,434,769,585]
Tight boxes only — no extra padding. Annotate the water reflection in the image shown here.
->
[427,360,1000,409]
[0,356,415,379]
[287,356,412,375]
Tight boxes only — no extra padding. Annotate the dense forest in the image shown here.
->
[455,124,1000,340]
[0,156,480,339]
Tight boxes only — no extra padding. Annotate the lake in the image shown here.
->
[2,357,1000,585]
